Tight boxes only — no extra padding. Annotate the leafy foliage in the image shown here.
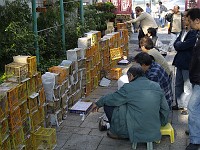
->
[0,0,116,75]
[0,0,34,72]
[84,2,116,32]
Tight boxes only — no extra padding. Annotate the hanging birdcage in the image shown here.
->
[36,0,54,12]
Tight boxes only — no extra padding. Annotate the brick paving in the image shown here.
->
[55,28,189,150]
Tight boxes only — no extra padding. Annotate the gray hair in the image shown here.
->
[127,64,144,78]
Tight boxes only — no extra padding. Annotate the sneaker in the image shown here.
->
[107,130,128,140]
[99,118,107,131]
[186,143,200,150]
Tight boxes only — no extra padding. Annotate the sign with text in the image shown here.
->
[110,0,132,14]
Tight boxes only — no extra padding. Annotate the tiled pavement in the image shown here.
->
[55,28,189,150]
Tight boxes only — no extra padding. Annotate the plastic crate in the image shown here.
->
[0,118,9,145]
[18,82,28,105]
[32,127,56,150]
[5,62,28,83]
[22,117,31,138]
[0,135,11,150]
[19,100,28,122]
[29,109,44,132]
[27,56,37,77]
[39,87,46,107]
[27,93,39,114]
[11,127,25,150]
[0,92,8,121]
[8,106,22,134]
[27,77,36,96]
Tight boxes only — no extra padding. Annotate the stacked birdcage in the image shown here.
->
[82,31,102,96]
[115,14,132,35]
[1,56,56,149]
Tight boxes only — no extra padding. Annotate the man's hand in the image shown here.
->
[92,103,99,112]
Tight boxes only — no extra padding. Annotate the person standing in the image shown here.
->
[166,5,183,52]
[185,8,200,150]
[146,3,151,14]
[172,10,197,115]
[158,1,167,28]
[126,6,158,48]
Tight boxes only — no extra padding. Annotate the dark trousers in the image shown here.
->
[138,28,145,48]
[104,105,115,123]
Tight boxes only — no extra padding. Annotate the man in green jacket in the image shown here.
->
[93,64,169,143]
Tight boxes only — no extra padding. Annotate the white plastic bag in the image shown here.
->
[117,74,129,90]
[42,72,55,102]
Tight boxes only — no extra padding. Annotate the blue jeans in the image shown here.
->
[188,84,200,144]
[175,68,192,108]
[159,17,165,28]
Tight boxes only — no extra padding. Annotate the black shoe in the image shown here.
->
[186,143,200,150]
[107,130,128,140]
[185,130,189,136]
[99,118,107,131]
[181,110,188,115]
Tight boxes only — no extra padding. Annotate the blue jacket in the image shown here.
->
[172,29,198,70]
[96,77,169,143]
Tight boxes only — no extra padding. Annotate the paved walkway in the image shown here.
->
[55,29,189,150]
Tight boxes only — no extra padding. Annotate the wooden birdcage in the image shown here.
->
[36,0,54,12]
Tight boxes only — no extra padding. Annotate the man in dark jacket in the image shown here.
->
[172,10,198,114]
[93,64,169,143]
[185,8,200,150]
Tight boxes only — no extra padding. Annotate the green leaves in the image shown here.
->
[84,2,116,32]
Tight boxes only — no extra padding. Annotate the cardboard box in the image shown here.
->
[69,101,93,115]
